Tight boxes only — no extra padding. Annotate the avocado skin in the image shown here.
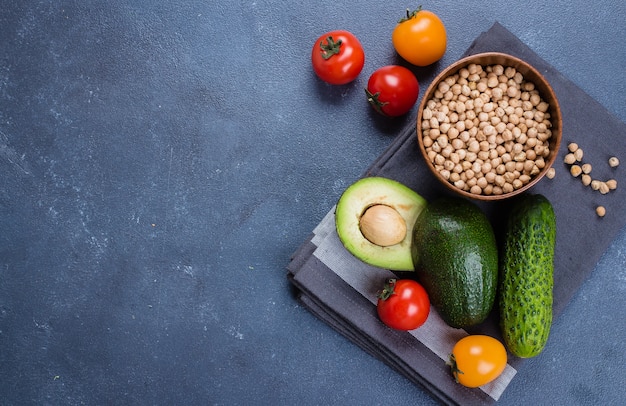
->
[499,193,555,358]
[411,197,498,328]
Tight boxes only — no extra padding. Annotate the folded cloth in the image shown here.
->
[288,22,626,405]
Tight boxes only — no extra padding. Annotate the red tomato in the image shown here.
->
[377,278,430,330]
[311,30,365,85]
[449,335,507,388]
[365,65,419,117]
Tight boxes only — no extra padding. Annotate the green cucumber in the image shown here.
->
[499,193,556,358]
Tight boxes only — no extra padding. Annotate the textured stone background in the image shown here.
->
[1,1,625,405]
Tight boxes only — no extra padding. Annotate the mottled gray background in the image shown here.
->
[1,1,625,405]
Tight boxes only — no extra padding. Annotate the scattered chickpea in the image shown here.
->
[563,153,576,165]
[606,179,617,190]
[599,182,610,195]
[546,167,556,179]
[570,165,582,177]
[574,148,584,162]
[591,180,601,191]
[561,142,619,218]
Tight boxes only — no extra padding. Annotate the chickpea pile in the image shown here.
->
[421,63,553,196]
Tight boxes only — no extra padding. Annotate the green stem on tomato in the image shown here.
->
[319,36,342,60]
[365,88,389,116]
[448,353,464,383]
[377,278,397,300]
[398,5,423,23]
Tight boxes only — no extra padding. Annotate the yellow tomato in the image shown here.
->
[392,7,447,66]
[449,335,507,388]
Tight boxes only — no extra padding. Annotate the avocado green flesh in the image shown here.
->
[335,177,427,271]
[411,197,498,328]
[499,194,555,358]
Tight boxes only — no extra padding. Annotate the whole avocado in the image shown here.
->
[411,197,498,328]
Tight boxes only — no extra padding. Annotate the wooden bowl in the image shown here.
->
[416,52,562,201]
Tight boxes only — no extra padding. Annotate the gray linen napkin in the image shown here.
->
[288,22,626,405]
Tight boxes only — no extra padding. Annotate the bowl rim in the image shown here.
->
[416,52,562,201]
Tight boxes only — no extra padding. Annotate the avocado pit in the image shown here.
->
[359,204,407,247]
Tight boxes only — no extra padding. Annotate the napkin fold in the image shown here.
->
[288,22,626,405]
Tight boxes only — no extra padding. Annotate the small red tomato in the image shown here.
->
[365,65,419,117]
[311,30,365,85]
[449,335,507,388]
[377,278,430,330]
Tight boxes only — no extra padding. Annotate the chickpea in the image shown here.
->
[468,140,480,153]
[564,153,576,165]
[530,93,541,106]
[504,161,516,173]
[434,154,446,166]
[448,127,460,140]
[537,101,549,113]
[481,162,492,174]
[606,179,617,190]
[506,85,518,98]
[599,182,610,195]
[591,180,601,190]
[574,148,584,161]
[535,157,546,169]
[523,159,535,173]
[492,87,504,100]
[478,150,490,161]
[451,138,464,150]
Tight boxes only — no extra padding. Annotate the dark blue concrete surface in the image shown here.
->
[1,1,625,405]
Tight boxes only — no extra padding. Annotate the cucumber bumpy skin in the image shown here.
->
[499,193,556,358]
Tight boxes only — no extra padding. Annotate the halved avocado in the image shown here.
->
[335,177,427,271]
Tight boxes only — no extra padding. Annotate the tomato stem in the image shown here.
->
[448,353,464,383]
[377,278,397,301]
[319,36,342,60]
[399,5,423,23]
[365,88,389,116]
